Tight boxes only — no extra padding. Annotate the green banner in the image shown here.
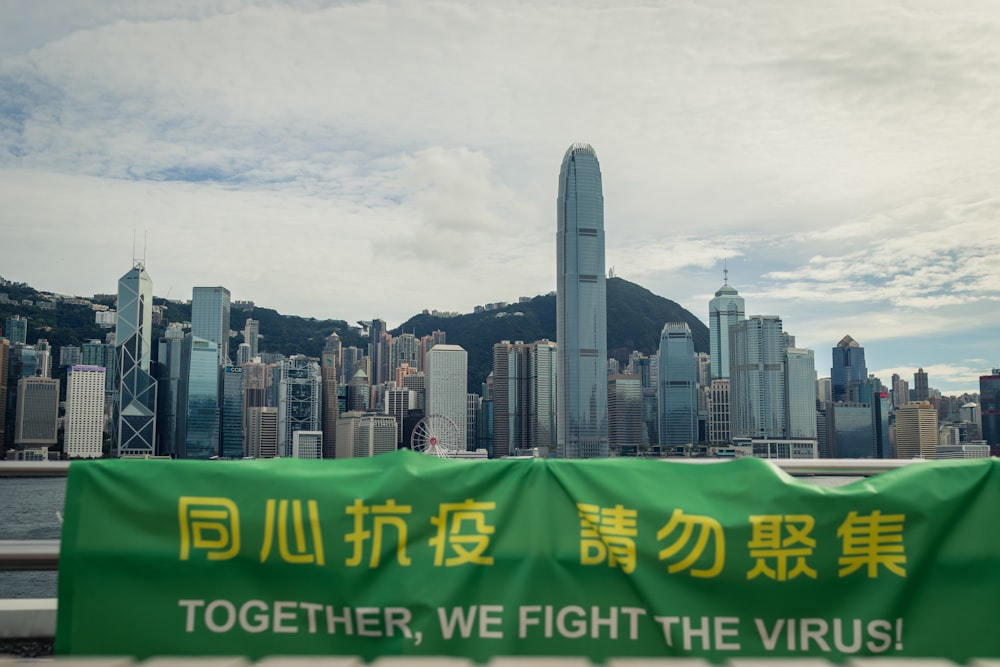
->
[56,451,1000,662]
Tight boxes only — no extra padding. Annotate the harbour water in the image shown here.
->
[0,477,64,599]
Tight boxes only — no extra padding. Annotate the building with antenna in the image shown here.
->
[708,266,744,381]
[113,261,158,457]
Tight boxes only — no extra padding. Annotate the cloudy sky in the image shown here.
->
[2,1,998,394]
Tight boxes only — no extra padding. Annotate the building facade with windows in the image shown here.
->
[556,143,608,458]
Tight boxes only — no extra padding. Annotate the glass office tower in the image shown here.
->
[177,335,220,459]
[556,143,608,458]
[708,273,744,380]
[658,322,698,447]
[113,262,157,457]
[831,335,867,402]
[191,286,231,365]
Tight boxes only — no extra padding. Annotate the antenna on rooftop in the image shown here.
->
[723,257,729,285]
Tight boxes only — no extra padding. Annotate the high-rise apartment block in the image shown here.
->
[556,143,608,458]
[65,365,106,458]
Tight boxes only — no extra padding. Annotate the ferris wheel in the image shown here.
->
[410,414,462,458]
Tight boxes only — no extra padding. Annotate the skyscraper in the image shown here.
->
[708,271,745,380]
[785,348,817,439]
[221,365,244,458]
[831,335,867,402]
[191,287,231,365]
[426,344,468,450]
[113,262,157,457]
[4,315,27,346]
[277,355,322,457]
[177,335,220,459]
[65,365,106,458]
[914,368,930,402]
[368,318,387,386]
[980,370,1000,447]
[0,337,8,449]
[895,401,939,459]
[243,318,260,359]
[658,323,698,447]
[730,316,786,439]
[891,373,909,408]
[321,333,340,458]
[556,143,608,458]
[156,325,184,457]
[608,374,643,451]
[14,376,59,448]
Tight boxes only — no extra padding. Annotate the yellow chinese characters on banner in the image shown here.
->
[747,514,817,581]
[430,499,497,567]
[838,510,906,578]
[178,496,240,561]
[260,499,325,566]
[344,498,412,568]
[657,509,724,578]
[578,503,638,574]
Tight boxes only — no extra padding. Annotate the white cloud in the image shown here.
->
[2,0,1000,394]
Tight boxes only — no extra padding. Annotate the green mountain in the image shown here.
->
[394,277,709,392]
[1,276,708,393]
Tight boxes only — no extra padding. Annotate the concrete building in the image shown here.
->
[336,411,398,458]
[426,344,468,450]
[65,365,106,458]
[247,406,278,458]
[291,430,323,459]
[14,376,59,448]
[896,401,939,459]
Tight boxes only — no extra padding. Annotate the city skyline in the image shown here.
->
[2,1,998,396]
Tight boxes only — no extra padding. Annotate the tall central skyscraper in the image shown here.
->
[556,143,608,458]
